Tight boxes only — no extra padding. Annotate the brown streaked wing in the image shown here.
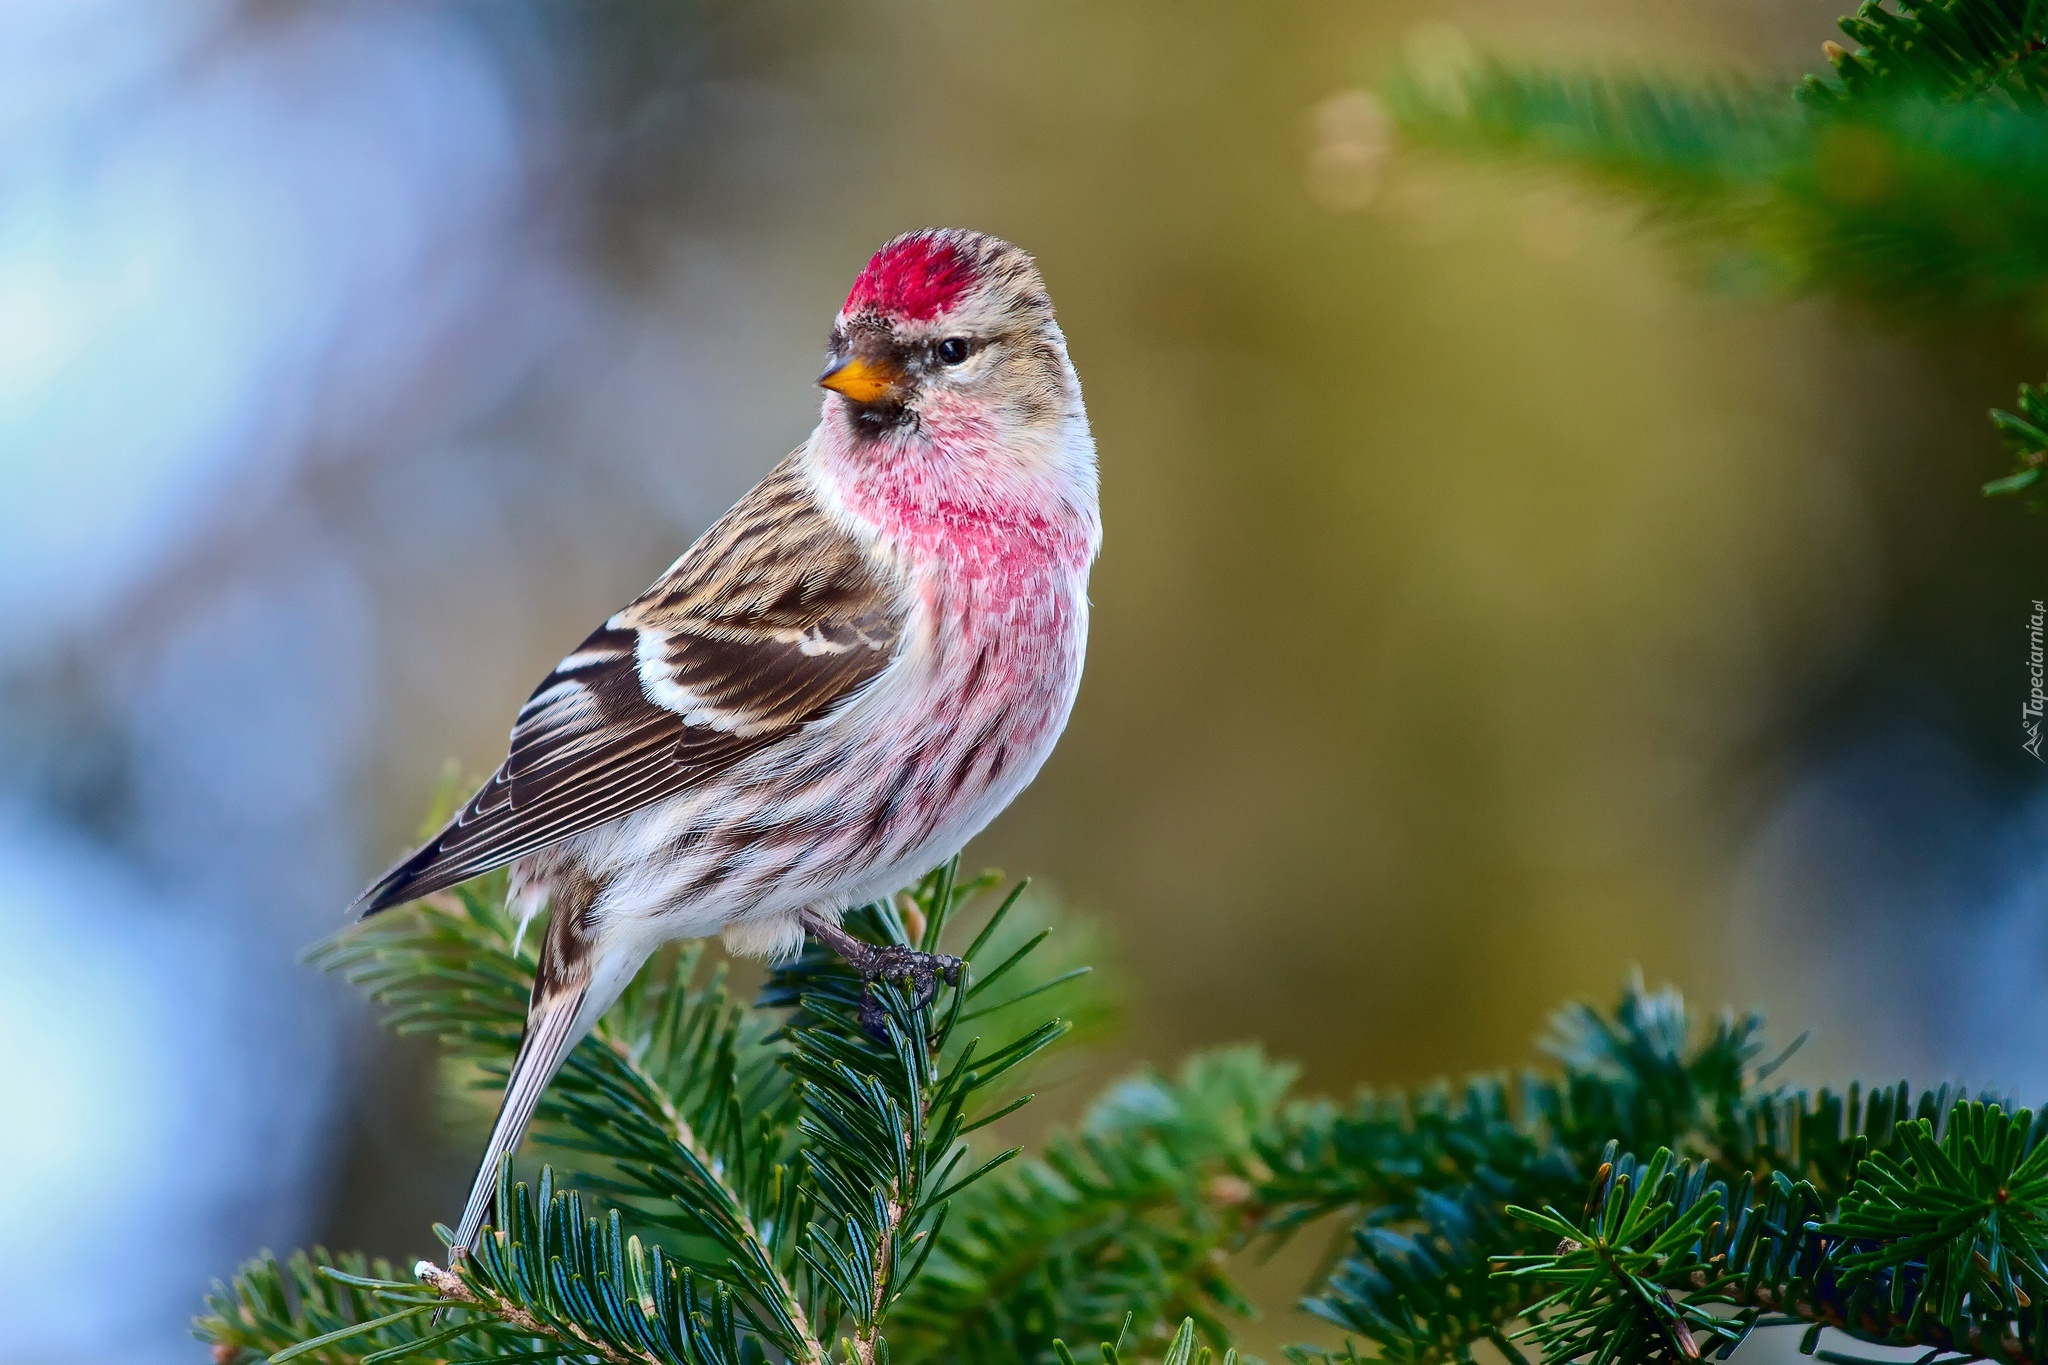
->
[354,456,906,914]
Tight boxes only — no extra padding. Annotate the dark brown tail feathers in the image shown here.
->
[450,871,601,1254]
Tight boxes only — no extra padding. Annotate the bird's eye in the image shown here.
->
[935,337,972,366]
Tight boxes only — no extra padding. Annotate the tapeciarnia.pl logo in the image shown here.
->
[2028,598,2046,762]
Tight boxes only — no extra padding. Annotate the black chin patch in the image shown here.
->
[850,401,915,438]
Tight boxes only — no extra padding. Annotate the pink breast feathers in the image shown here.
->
[843,236,978,321]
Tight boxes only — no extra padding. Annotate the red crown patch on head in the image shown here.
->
[844,234,977,321]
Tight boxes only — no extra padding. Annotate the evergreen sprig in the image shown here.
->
[890,1047,1296,1364]
[1055,1315,1250,1365]
[1498,1148,1746,1364]
[1989,379,2048,502]
[201,1247,525,1365]
[309,871,821,1360]
[1274,977,2048,1365]
[198,862,1105,1365]
[1493,1101,2048,1365]
[1263,979,1767,1365]
[1378,0,2048,506]
[1806,0,2048,105]
[412,1174,757,1365]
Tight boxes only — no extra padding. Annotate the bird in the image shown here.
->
[353,228,1101,1258]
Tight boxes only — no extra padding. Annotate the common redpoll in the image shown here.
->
[355,229,1100,1255]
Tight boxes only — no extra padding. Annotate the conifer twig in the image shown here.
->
[589,1025,825,1364]
[413,1261,650,1365]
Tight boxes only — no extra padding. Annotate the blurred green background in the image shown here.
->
[4,1,2044,1358]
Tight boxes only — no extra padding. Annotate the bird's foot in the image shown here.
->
[853,943,963,1040]
[802,914,963,1040]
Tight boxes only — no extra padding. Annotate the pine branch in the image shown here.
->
[778,974,1064,1363]
[1377,0,2048,506]
[1258,977,1772,1364]
[198,1248,529,1365]
[204,860,1085,1365]
[1495,1100,2048,1365]
[310,879,822,1360]
[1271,975,2048,1365]
[890,1047,1296,1365]
[414,1262,642,1364]
[1054,1315,1251,1365]
[1296,1188,1541,1365]
[1805,0,2048,106]
[1385,57,2048,320]
[1989,378,2048,502]
[413,1170,757,1365]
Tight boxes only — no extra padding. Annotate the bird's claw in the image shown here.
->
[856,944,963,1040]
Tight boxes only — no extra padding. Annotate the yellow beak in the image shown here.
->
[818,354,903,406]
